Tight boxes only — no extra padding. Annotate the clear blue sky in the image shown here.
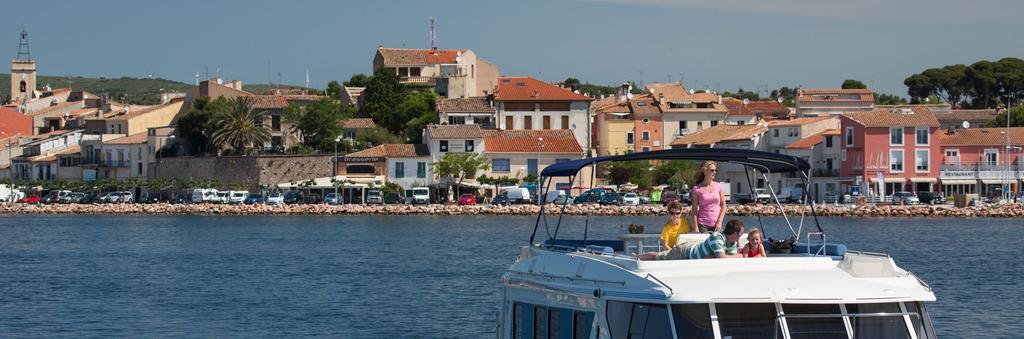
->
[4,0,1022,96]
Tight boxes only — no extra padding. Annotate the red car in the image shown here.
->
[18,194,41,204]
[458,193,477,205]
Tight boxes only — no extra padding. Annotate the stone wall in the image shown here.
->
[151,155,334,190]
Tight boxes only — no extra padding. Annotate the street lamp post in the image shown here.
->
[334,136,342,200]
[537,137,543,203]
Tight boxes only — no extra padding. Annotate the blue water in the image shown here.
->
[0,215,1020,338]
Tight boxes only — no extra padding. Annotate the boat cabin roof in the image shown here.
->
[505,244,935,304]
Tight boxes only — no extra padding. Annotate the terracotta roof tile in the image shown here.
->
[345,144,429,158]
[670,124,766,147]
[483,129,583,153]
[106,99,184,121]
[26,100,84,117]
[767,116,832,127]
[425,124,484,139]
[785,132,826,149]
[377,47,466,65]
[252,95,289,109]
[798,88,874,102]
[934,109,999,125]
[342,118,376,129]
[843,107,939,128]
[722,98,791,118]
[105,132,148,145]
[437,97,495,113]
[494,77,592,102]
[939,127,1024,146]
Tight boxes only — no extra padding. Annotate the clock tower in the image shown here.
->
[10,28,37,103]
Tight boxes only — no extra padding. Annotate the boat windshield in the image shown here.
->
[603,301,931,339]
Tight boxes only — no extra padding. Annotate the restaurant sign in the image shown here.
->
[341,156,384,163]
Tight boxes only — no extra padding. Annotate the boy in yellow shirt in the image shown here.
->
[660,202,689,250]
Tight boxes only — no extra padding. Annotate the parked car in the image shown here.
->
[109,191,134,203]
[752,188,771,204]
[57,191,80,204]
[303,194,322,204]
[777,187,804,203]
[243,194,264,205]
[383,192,402,204]
[492,193,510,206]
[458,193,477,205]
[366,190,383,204]
[917,191,944,205]
[410,187,430,205]
[600,192,624,205]
[210,192,229,204]
[573,189,607,204]
[227,191,249,204]
[266,192,285,205]
[324,192,343,205]
[499,186,531,204]
[639,196,652,204]
[891,191,920,205]
[283,191,303,204]
[19,194,41,204]
[139,193,161,204]
[552,194,572,205]
[622,192,641,206]
[172,193,191,204]
[41,192,59,204]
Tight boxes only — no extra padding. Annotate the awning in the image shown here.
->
[869,178,906,183]
[276,175,385,189]
[940,179,977,185]
[981,179,1013,184]
[909,177,937,183]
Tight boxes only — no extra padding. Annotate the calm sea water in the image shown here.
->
[0,214,1020,338]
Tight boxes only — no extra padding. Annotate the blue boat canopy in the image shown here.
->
[541,148,811,177]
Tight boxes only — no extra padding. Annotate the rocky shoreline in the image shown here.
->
[1,202,1022,218]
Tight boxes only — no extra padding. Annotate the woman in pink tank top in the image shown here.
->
[689,161,727,233]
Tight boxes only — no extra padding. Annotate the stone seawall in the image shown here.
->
[2,203,1022,218]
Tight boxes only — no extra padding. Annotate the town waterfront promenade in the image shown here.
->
[3,201,1023,217]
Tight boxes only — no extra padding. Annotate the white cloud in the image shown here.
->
[580,0,1021,22]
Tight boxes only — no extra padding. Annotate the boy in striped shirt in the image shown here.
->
[640,220,745,260]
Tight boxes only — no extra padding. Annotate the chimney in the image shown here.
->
[718,95,722,104]
[533,90,539,98]
[231,80,243,90]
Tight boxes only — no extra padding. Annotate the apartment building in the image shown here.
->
[839,107,941,195]
[493,77,593,153]
[373,47,500,98]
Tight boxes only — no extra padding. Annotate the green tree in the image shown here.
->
[841,79,868,89]
[284,97,356,152]
[875,93,908,105]
[722,88,760,101]
[355,127,402,149]
[326,80,343,98]
[604,160,652,188]
[402,92,438,142]
[344,73,371,87]
[362,68,404,129]
[432,152,491,191]
[651,160,698,188]
[210,96,272,155]
[176,96,231,155]
[985,106,1024,128]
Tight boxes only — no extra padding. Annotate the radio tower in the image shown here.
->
[429,16,437,50]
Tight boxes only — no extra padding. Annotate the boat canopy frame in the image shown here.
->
[531,148,822,247]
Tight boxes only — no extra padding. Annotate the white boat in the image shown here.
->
[497,149,936,339]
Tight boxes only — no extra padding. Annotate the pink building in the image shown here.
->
[839,107,941,195]
[938,127,1024,196]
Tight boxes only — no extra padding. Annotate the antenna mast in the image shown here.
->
[305,68,310,89]
[429,16,437,50]
[15,27,31,61]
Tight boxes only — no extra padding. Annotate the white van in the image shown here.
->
[0,185,23,202]
[500,186,531,204]
[411,187,430,205]
[227,191,249,204]
[192,188,219,203]
[545,189,566,205]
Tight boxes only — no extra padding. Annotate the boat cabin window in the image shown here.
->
[782,304,847,339]
[716,303,779,339]
[606,301,673,339]
[670,304,714,339]
[513,302,593,339]
[845,303,912,339]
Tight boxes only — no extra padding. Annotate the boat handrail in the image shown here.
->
[644,273,674,297]
[771,312,923,339]
[908,271,933,292]
[511,269,627,286]
[846,250,891,258]
[806,231,826,257]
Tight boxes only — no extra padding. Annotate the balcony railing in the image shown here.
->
[812,169,840,177]
[100,160,130,168]
[941,162,1024,179]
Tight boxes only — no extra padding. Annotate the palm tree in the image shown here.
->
[211,96,271,155]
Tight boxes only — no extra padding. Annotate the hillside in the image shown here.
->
[241,83,317,95]
[0,74,191,105]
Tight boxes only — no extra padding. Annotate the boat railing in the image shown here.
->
[643,273,674,297]
[908,271,933,292]
[772,312,925,339]
[846,250,890,258]
[806,231,826,256]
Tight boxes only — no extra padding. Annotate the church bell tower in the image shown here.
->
[10,28,37,103]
